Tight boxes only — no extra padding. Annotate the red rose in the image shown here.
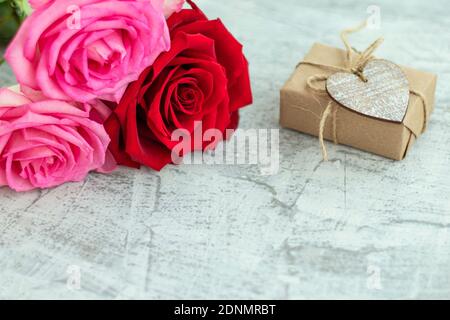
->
[105,0,252,170]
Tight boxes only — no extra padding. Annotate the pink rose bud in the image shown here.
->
[6,0,170,103]
[0,87,114,192]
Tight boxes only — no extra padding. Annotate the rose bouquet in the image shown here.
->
[0,0,252,191]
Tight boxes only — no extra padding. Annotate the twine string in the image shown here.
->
[319,101,333,161]
[410,89,429,133]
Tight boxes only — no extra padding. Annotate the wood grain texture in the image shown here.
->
[0,0,450,299]
[327,59,410,122]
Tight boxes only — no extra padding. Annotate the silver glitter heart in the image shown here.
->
[326,59,410,122]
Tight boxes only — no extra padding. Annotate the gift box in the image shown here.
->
[280,42,437,160]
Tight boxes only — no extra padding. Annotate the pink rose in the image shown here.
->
[0,88,113,192]
[28,0,53,9]
[6,0,170,103]
[28,0,185,16]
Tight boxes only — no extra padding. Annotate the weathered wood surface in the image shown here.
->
[0,0,449,299]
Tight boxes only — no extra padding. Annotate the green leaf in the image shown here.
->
[0,2,21,44]
[9,0,31,20]
[0,0,32,44]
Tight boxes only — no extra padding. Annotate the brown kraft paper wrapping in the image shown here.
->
[280,43,437,160]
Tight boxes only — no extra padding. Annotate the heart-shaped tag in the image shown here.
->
[326,59,410,122]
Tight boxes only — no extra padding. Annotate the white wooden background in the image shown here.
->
[0,0,449,299]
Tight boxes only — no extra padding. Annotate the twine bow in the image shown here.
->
[342,21,384,83]
[297,20,428,160]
